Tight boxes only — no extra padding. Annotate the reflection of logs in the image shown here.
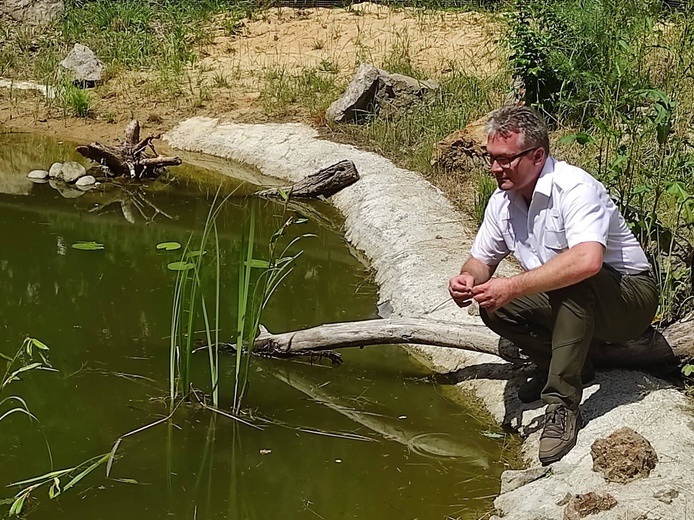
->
[254,317,694,369]
[256,160,360,199]
[88,184,173,223]
[76,120,181,178]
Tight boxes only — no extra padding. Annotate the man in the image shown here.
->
[448,106,659,465]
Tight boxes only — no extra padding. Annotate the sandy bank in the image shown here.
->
[165,117,694,520]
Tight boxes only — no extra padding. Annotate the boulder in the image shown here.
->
[58,161,87,183]
[27,169,49,180]
[326,63,438,124]
[431,113,489,172]
[374,71,439,119]
[591,427,658,483]
[59,44,105,84]
[48,162,63,178]
[75,175,96,189]
[0,0,64,25]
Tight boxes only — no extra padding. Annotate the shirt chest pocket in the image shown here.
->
[544,212,568,251]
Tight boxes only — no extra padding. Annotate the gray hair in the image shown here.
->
[486,105,550,154]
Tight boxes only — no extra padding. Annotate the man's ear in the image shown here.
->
[533,147,547,165]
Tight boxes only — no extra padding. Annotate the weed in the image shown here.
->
[212,72,230,88]
[58,83,92,118]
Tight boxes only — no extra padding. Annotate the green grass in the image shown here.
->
[260,65,344,119]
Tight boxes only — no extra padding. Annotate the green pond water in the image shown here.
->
[0,133,506,519]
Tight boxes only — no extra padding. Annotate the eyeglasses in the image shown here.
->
[483,147,538,168]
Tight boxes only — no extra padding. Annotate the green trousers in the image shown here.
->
[480,264,659,410]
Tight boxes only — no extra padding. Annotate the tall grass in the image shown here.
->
[168,191,312,412]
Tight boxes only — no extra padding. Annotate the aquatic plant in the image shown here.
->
[232,189,313,412]
[7,454,110,517]
[168,188,312,412]
[1,338,54,424]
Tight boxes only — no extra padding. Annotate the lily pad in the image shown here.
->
[71,241,104,251]
[156,242,182,251]
[167,261,195,272]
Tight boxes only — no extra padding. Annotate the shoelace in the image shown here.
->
[543,407,567,439]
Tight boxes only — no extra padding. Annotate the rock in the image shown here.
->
[591,427,658,483]
[75,175,96,189]
[653,488,679,504]
[326,63,438,124]
[49,179,84,199]
[374,71,439,120]
[500,466,551,494]
[0,0,64,25]
[563,492,617,520]
[58,161,87,183]
[59,44,105,84]
[27,169,49,180]
[431,113,489,172]
[48,162,63,178]
[326,64,380,123]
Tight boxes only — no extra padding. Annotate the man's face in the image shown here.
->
[486,131,545,198]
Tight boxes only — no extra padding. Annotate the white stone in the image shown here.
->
[59,44,105,83]
[75,175,96,189]
[58,161,86,183]
[27,169,49,180]
[48,162,63,178]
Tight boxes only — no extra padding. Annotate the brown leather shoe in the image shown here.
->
[539,404,582,465]
[517,362,596,404]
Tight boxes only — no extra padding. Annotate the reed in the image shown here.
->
[168,190,311,413]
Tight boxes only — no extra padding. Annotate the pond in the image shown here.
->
[0,133,507,519]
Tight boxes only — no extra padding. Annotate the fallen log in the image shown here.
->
[254,316,694,369]
[76,120,181,179]
[256,159,359,199]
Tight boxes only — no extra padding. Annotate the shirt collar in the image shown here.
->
[533,157,555,197]
[506,157,555,211]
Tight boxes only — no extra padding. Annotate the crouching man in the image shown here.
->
[449,106,659,465]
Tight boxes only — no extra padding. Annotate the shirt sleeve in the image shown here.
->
[470,196,510,266]
[561,183,609,248]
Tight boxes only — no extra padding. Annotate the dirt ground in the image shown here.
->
[0,2,501,146]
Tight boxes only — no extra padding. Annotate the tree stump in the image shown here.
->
[76,120,181,179]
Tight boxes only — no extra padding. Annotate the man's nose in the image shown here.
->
[490,160,504,174]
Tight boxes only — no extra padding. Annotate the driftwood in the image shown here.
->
[257,160,359,199]
[76,120,181,179]
[254,317,694,369]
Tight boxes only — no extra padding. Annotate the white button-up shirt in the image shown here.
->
[470,158,651,275]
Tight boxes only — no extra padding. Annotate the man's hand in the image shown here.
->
[471,278,517,313]
[449,273,476,307]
